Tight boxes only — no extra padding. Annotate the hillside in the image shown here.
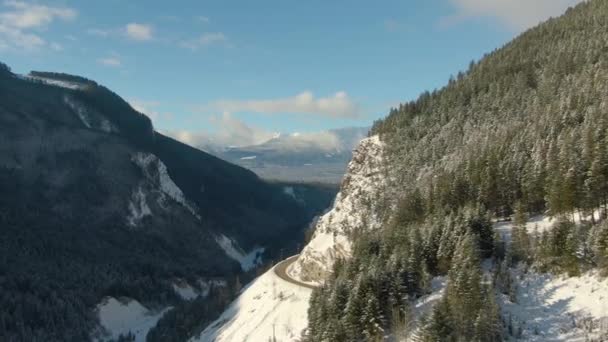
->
[302,0,608,340]
[0,64,331,341]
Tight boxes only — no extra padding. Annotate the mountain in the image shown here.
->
[211,127,369,184]
[200,1,608,341]
[0,65,334,341]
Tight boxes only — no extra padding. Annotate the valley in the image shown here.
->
[3,0,608,341]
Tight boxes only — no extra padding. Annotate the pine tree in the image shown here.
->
[512,201,531,263]
[473,286,502,342]
[415,297,455,342]
[447,233,482,338]
[361,292,384,341]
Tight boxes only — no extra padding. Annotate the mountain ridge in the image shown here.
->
[0,63,334,341]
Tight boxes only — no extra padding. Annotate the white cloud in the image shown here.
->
[165,112,277,148]
[0,0,76,29]
[180,32,226,50]
[129,99,161,119]
[209,91,360,119]
[445,0,584,31]
[98,56,122,67]
[197,16,210,23]
[0,1,76,51]
[125,23,153,41]
[210,112,277,147]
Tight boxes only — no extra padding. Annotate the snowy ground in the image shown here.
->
[494,211,600,243]
[499,268,608,341]
[191,263,312,342]
[23,74,84,90]
[494,215,555,243]
[94,297,171,342]
[494,212,608,340]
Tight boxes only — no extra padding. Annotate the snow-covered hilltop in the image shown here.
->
[193,136,391,341]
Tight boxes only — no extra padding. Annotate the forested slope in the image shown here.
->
[307,1,608,341]
[0,64,327,341]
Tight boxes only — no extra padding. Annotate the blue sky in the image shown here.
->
[0,0,582,147]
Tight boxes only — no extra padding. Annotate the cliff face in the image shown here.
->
[288,135,392,283]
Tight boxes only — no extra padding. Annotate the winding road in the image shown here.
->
[273,255,318,290]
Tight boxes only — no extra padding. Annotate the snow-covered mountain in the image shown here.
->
[212,127,369,183]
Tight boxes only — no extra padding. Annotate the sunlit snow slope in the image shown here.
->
[191,262,312,342]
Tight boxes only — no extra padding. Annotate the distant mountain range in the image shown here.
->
[207,127,369,184]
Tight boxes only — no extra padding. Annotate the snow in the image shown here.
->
[95,297,171,342]
[494,211,608,340]
[400,277,448,342]
[199,279,228,297]
[63,95,118,133]
[499,268,608,341]
[191,265,312,342]
[26,75,83,90]
[131,152,200,220]
[127,185,151,227]
[494,215,555,243]
[215,234,264,271]
[240,156,257,160]
[412,277,447,318]
[173,282,199,301]
[289,135,389,283]
[64,95,92,128]
[494,211,601,243]
[173,279,228,300]
[283,186,296,199]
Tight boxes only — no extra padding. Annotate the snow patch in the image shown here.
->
[215,234,264,271]
[94,297,171,342]
[494,211,600,243]
[199,279,228,297]
[26,75,83,90]
[173,282,199,301]
[127,185,151,227]
[172,279,228,301]
[240,155,257,160]
[192,265,312,342]
[500,268,608,341]
[283,186,296,199]
[63,95,118,133]
[399,277,448,341]
[494,215,555,243]
[131,152,200,220]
